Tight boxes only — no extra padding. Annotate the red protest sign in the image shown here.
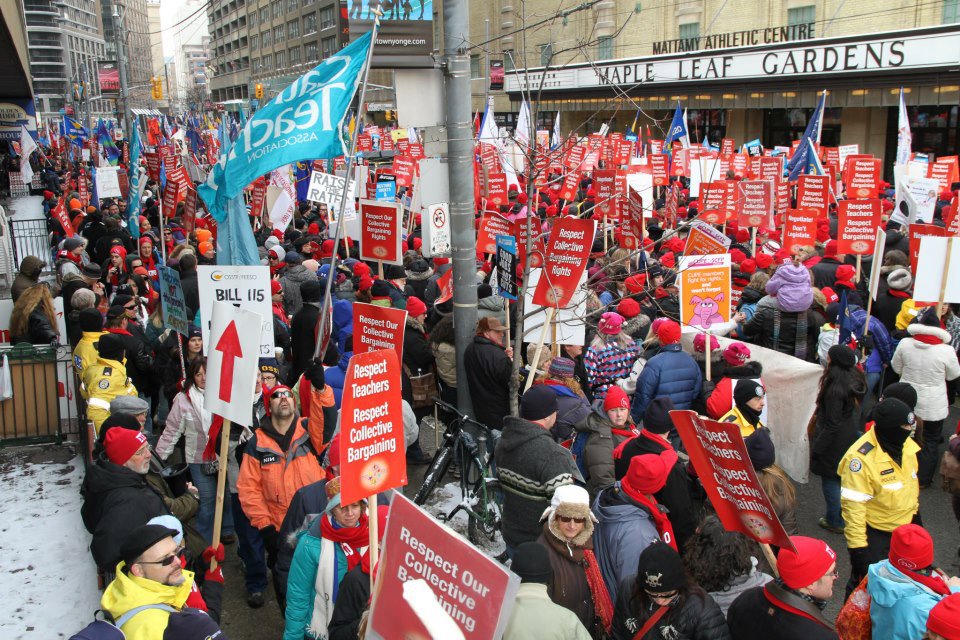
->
[393,156,416,188]
[408,143,425,160]
[593,170,617,216]
[649,139,664,155]
[144,153,160,181]
[928,157,959,193]
[909,223,946,274]
[797,174,830,217]
[559,170,580,201]
[161,180,181,218]
[485,172,508,205]
[339,349,407,506]
[775,182,790,217]
[670,410,794,550]
[671,148,689,177]
[757,157,782,183]
[782,208,818,254]
[353,302,407,364]
[435,268,454,304]
[250,177,267,218]
[477,212,513,255]
[168,164,191,190]
[738,180,773,228]
[360,199,403,264]
[730,152,749,179]
[367,494,519,639]
[837,199,881,255]
[721,138,735,155]
[532,217,596,308]
[52,198,75,237]
[844,156,882,199]
[697,182,727,225]
[182,187,197,233]
[650,154,669,186]
[564,144,585,170]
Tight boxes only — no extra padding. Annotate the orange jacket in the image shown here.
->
[237,409,329,531]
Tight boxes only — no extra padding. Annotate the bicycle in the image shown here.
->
[413,397,506,557]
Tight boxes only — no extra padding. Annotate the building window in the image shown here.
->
[470,54,480,78]
[288,19,299,38]
[262,53,272,68]
[679,22,699,40]
[274,26,283,42]
[259,7,269,23]
[320,6,335,29]
[262,30,271,46]
[305,41,318,61]
[304,12,317,34]
[248,11,256,27]
[787,5,815,37]
[503,51,514,72]
[597,36,613,60]
[945,0,960,23]
[538,43,553,66]
[289,46,301,65]
[303,0,315,6]
[321,35,336,58]
[250,34,258,50]
[272,0,282,19]
[287,0,298,11]
[275,50,284,67]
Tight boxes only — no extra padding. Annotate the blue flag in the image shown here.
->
[786,91,825,175]
[63,116,89,144]
[837,289,856,346]
[96,119,120,165]
[198,31,372,223]
[127,124,142,241]
[664,102,687,147]
[295,161,311,202]
[787,136,826,182]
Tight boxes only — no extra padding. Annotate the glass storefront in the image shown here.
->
[763,107,842,147]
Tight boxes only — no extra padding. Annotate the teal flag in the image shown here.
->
[127,124,142,240]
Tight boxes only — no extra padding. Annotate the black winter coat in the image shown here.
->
[81,458,171,570]
[611,580,730,640]
[809,379,865,478]
[727,583,837,640]
[289,302,321,386]
[873,290,909,333]
[811,257,843,290]
[401,319,435,410]
[10,308,58,345]
[742,305,819,362]
[463,335,513,430]
[179,269,200,323]
[105,328,154,391]
[328,565,370,640]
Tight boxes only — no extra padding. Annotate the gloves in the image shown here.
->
[260,525,279,555]
[202,543,225,565]
[849,546,871,578]
[859,334,875,355]
[306,358,326,391]
[204,565,224,584]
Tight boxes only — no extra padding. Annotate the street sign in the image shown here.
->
[197,266,274,357]
[204,301,263,427]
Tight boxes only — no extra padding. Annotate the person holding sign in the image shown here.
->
[283,477,371,640]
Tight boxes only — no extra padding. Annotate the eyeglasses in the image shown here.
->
[272,390,293,399]
[268,255,279,260]
[556,515,587,524]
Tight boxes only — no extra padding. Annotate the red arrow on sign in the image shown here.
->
[215,320,243,403]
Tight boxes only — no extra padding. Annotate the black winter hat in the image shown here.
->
[637,541,686,594]
[477,283,493,300]
[643,397,675,434]
[300,279,322,303]
[370,279,392,298]
[120,524,179,568]
[881,382,918,410]
[406,258,429,274]
[520,385,559,422]
[745,427,776,471]
[734,379,765,406]
[827,344,857,369]
[97,333,125,361]
[385,264,406,280]
[919,307,941,327]
[79,307,104,332]
[511,542,553,583]
[874,397,916,432]
[100,412,142,435]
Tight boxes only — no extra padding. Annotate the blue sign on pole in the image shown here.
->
[376,180,396,202]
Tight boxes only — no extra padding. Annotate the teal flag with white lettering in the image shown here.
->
[198,31,372,222]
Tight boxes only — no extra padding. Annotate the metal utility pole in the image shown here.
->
[443,0,479,414]
[483,19,490,107]
[112,4,131,140]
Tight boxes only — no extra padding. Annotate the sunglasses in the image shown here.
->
[137,547,184,567]
[556,515,587,524]
[272,390,293,399]
[268,255,279,260]
[124,305,137,310]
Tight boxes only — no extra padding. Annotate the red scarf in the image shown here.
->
[620,485,678,551]
[913,333,944,346]
[320,513,370,571]
[901,567,951,596]
[273,301,289,325]
[57,250,81,265]
[583,549,614,632]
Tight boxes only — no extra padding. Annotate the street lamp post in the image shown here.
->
[111,4,131,140]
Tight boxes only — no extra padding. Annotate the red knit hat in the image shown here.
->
[754,253,773,269]
[656,320,681,345]
[927,593,960,639]
[723,342,751,366]
[270,280,283,295]
[354,262,372,277]
[693,333,719,353]
[617,297,640,318]
[406,296,427,317]
[104,428,148,466]
[777,536,837,589]
[823,240,838,258]
[739,259,756,274]
[321,239,336,258]
[730,249,747,265]
[889,524,934,572]
[835,264,856,290]
[821,286,839,304]
[621,449,678,496]
[264,384,292,416]
[774,248,792,265]
[735,228,751,244]
[603,386,630,412]
[660,252,676,269]
[358,275,374,292]
[624,273,647,293]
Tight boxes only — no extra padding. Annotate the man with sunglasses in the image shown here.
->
[101,524,226,639]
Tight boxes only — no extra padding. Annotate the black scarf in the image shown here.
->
[874,425,911,466]
[735,400,763,429]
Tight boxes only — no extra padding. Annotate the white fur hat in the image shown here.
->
[540,484,598,523]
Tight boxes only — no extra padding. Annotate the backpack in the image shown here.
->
[835,576,871,640]
[569,431,591,481]
[69,605,177,640]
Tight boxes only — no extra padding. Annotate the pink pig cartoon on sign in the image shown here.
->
[690,293,725,329]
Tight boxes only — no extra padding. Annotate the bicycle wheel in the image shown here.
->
[467,478,505,552]
[412,445,453,505]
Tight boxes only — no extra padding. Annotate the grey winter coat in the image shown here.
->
[708,561,772,617]
[477,294,508,326]
[575,406,632,501]
[281,264,319,317]
[592,485,660,601]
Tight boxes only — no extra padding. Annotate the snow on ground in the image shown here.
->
[424,481,507,561]
[0,446,100,639]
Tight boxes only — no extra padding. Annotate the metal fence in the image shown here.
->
[9,218,54,274]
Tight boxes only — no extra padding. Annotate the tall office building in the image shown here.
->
[100,0,153,109]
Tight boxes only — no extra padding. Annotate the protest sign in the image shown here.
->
[197,266,275,357]
[775,181,790,217]
[250,177,267,219]
[844,156,882,198]
[204,302,263,427]
[684,220,731,256]
[838,144,860,170]
[869,228,887,302]
[485,172,507,205]
[737,180,773,228]
[757,156,782,183]
[619,186,644,250]
[360,199,403,265]
[306,171,356,218]
[95,166,122,198]
[678,254,731,332]
[476,212,513,255]
[797,174,830,217]
[558,170,580,201]
[782,208,818,254]
[697,182,727,225]
[494,235,518,300]
[159,267,190,335]
[532,218,596,308]
[51,199,75,237]
[914,237,960,304]
[650,154,669,186]
[901,175,941,223]
[353,302,407,364]
[367,493,520,640]
[625,171,654,218]
[522,269,588,345]
[909,223,946,274]
[161,181,181,218]
[837,199,881,255]
[268,168,297,233]
[670,410,794,550]
[593,170,617,216]
[182,186,197,233]
[393,156,416,188]
[376,180,397,202]
[422,202,451,257]
[340,349,407,506]
[928,156,959,192]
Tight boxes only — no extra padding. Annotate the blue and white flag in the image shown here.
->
[198,31,372,224]
[551,111,561,149]
[786,91,825,175]
[664,102,688,148]
[62,116,89,144]
[787,136,825,182]
[895,87,912,167]
[127,124,143,240]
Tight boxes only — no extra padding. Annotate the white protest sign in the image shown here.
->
[197,265,274,357]
[690,156,722,198]
[95,166,122,198]
[838,144,860,170]
[902,175,940,223]
[869,227,887,301]
[523,268,587,345]
[914,236,960,304]
[625,171,655,217]
[204,301,262,427]
[422,202,451,257]
[268,167,296,233]
[307,170,357,219]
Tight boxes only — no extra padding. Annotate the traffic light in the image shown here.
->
[385,109,396,122]
[151,77,163,100]
[255,83,264,99]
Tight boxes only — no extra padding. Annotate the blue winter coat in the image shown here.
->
[324,352,352,409]
[332,299,354,354]
[630,344,703,422]
[867,559,960,640]
[591,485,660,602]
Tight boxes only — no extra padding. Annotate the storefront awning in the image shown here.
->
[131,108,164,116]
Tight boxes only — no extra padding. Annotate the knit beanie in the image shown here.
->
[827,344,857,369]
[300,279,322,303]
[617,297,641,319]
[621,448,678,496]
[778,536,837,589]
[889,524,934,572]
[643,397,675,434]
[548,357,576,379]
[734,379,765,406]
[520,385,559,421]
[927,593,960,639]
[874,397,916,432]
[598,312,625,336]
[109,395,149,416]
[637,541,686,594]
[79,307,104,332]
[887,268,912,291]
[754,253,773,270]
[880,382,918,410]
[656,320,681,345]
[512,542,553,584]
[603,386,630,412]
[624,273,647,293]
[723,342,751,367]
[104,428,148,466]
[405,296,428,318]
[745,428,776,471]
[97,333,125,361]
[692,333,719,353]
[120,524,179,567]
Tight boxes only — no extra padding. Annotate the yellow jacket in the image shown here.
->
[81,356,137,434]
[100,562,194,640]
[73,330,104,376]
[719,406,763,439]
[895,298,920,331]
[839,429,920,549]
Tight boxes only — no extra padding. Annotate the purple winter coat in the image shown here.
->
[765,263,813,313]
